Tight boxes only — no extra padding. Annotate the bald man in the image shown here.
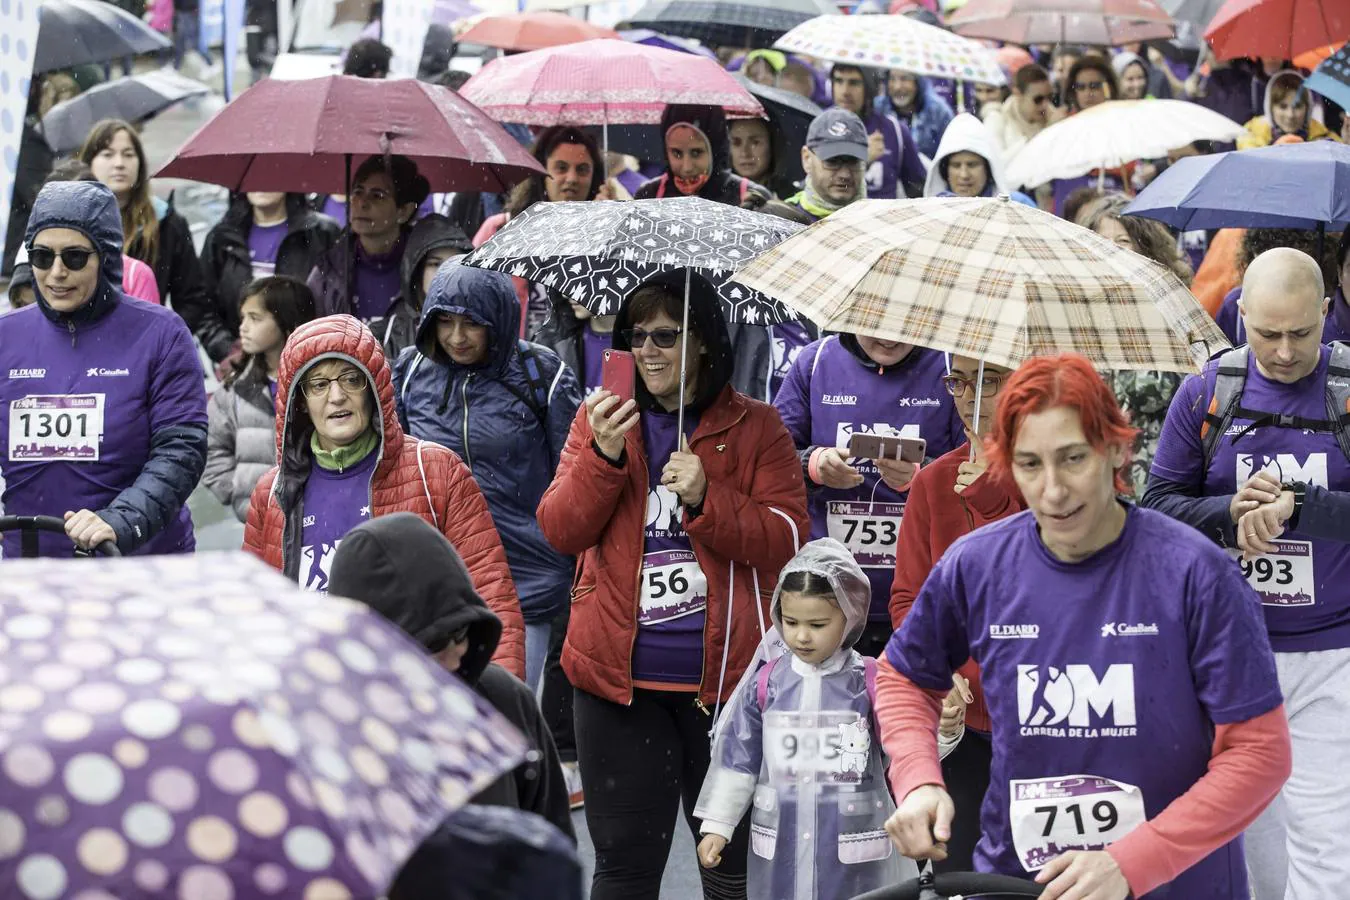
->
[1143,247,1350,900]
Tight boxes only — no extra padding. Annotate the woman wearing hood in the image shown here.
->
[376,213,472,360]
[0,181,208,557]
[1112,50,1170,101]
[241,313,527,679]
[923,113,1037,205]
[634,105,773,207]
[694,538,920,899]
[1238,70,1338,149]
[393,261,583,692]
[537,269,809,899]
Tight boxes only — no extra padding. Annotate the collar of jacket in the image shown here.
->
[35,280,119,328]
[624,384,746,462]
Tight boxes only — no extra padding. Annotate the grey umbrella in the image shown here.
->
[1159,0,1228,28]
[33,0,171,73]
[41,69,209,154]
[625,0,840,50]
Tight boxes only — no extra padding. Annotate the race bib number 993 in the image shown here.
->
[1226,541,1315,607]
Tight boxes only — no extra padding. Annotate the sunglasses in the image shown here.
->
[1073,80,1107,93]
[623,327,683,349]
[28,246,95,271]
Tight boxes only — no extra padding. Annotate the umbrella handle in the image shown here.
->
[677,267,691,440]
[969,359,984,463]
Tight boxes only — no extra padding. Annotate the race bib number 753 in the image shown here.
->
[9,395,106,462]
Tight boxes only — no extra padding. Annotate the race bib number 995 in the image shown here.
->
[9,395,106,462]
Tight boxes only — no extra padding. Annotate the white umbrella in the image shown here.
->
[1004,99,1245,188]
[772,12,1006,85]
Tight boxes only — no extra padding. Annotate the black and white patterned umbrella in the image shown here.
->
[461,197,804,325]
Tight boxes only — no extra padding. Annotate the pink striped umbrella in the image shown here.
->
[458,38,765,128]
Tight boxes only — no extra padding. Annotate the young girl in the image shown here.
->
[695,538,918,899]
[202,276,316,522]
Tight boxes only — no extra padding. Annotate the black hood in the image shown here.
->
[659,104,731,177]
[612,269,735,416]
[400,214,472,312]
[328,513,502,686]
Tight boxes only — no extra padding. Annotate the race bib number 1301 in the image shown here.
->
[9,395,106,462]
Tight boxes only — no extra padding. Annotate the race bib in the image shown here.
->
[1009,775,1146,872]
[826,501,903,568]
[638,549,708,626]
[763,710,868,783]
[9,395,105,462]
[1227,541,1315,607]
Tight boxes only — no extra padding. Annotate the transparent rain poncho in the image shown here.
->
[695,538,918,900]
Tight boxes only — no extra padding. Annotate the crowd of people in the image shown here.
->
[1,5,1349,899]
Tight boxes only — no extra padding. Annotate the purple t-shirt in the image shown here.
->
[0,299,207,557]
[352,236,407,322]
[774,337,963,621]
[322,196,347,228]
[299,449,378,592]
[580,324,610,396]
[247,221,289,278]
[631,408,706,685]
[887,505,1281,895]
[1151,346,1350,651]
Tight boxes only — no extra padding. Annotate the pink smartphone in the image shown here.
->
[847,433,926,463]
[601,349,635,404]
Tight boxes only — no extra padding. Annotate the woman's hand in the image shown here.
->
[697,833,727,868]
[940,673,972,739]
[63,510,116,551]
[1035,850,1130,900]
[876,457,918,492]
[587,390,639,462]
[815,448,864,489]
[884,784,956,861]
[662,436,707,507]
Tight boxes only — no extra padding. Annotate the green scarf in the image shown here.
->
[311,428,379,472]
[788,175,867,220]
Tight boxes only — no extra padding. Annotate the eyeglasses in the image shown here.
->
[820,156,864,171]
[623,327,683,349]
[941,372,1008,396]
[350,185,392,203]
[1029,94,1052,105]
[28,246,95,271]
[1072,80,1107,93]
[300,370,366,398]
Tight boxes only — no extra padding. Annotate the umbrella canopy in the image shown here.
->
[155,75,544,194]
[626,0,841,50]
[618,28,719,58]
[772,12,1007,85]
[1295,41,1342,69]
[33,0,172,73]
[458,39,764,126]
[0,553,528,898]
[1305,43,1350,113]
[1123,139,1350,230]
[461,197,804,323]
[1003,100,1245,188]
[41,69,209,155]
[1159,0,1227,27]
[455,10,618,51]
[731,196,1227,374]
[431,0,480,23]
[1204,0,1350,61]
[948,0,1177,45]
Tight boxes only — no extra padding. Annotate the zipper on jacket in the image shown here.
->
[460,374,474,470]
[67,321,77,348]
[627,432,646,707]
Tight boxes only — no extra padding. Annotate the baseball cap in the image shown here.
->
[806,108,869,162]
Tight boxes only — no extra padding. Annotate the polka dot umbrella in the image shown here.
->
[0,553,529,900]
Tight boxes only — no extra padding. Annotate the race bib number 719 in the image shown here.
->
[9,395,106,462]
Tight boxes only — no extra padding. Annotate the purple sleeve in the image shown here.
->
[772,340,817,451]
[149,315,209,433]
[884,552,970,691]
[1213,290,1242,345]
[894,119,927,197]
[1185,554,1283,724]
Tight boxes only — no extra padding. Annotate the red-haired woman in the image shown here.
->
[875,354,1291,899]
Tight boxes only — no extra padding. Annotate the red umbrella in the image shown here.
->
[459,38,765,127]
[1204,0,1349,61]
[456,11,618,52]
[155,75,543,193]
[948,0,1176,45]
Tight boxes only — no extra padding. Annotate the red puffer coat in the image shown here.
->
[243,315,525,677]
[537,386,809,707]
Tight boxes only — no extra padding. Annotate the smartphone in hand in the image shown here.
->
[601,349,635,405]
[847,432,926,463]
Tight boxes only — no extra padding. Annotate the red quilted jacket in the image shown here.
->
[242,315,525,678]
[537,386,809,707]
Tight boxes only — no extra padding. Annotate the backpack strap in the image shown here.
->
[1199,345,1250,474]
[1325,341,1350,464]
[496,342,553,431]
[755,654,782,711]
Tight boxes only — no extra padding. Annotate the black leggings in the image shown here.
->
[539,604,576,762]
[575,687,750,900]
[933,729,993,874]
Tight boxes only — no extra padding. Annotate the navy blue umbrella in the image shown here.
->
[1124,140,1350,231]
[33,0,171,73]
[1305,44,1350,115]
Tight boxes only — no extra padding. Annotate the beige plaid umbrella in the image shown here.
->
[731,196,1229,374]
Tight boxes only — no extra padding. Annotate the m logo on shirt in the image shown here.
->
[646,484,683,537]
[1017,664,1137,738]
[1236,452,1328,490]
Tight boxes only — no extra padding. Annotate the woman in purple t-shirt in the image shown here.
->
[879,354,1291,899]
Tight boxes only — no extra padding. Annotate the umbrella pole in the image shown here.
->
[1318,221,1326,262]
[969,359,985,463]
[345,153,353,305]
[677,267,692,440]
[603,115,610,186]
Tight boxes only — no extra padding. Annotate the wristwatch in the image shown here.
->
[1281,480,1306,531]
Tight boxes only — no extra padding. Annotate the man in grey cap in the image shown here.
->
[784,108,870,222]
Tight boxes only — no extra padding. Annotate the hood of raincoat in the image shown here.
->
[400,213,472,313]
[923,112,1010,198]
[612,268,735,415]
[769,538,871,652]
[328,512,503,686]
[659,103,732,176]
[1111,51,1151,96]
[415,259,520,375]
[23,180,125,325]
[1263,68,1309,135]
